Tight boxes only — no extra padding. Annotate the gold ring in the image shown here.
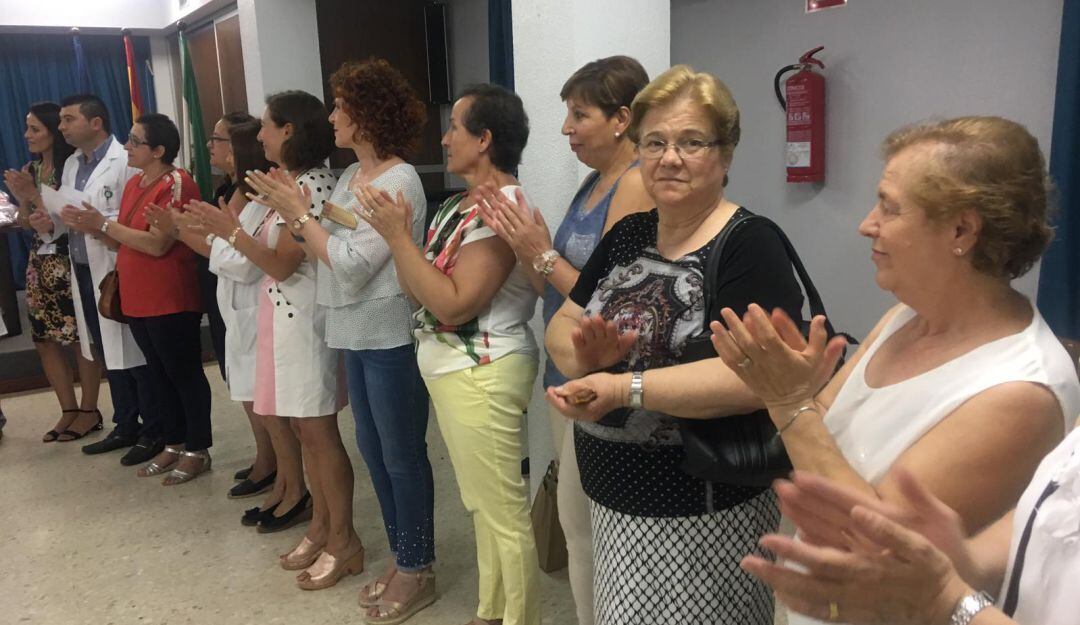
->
[737,357,752,369]
[828,601,840,621]
[77,216,83,223]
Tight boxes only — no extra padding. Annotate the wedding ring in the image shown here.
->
[828,601,840,621]
[737,357,752,369]
[77,216,83,223]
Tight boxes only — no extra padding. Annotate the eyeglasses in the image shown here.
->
[126,135,149,148]
[637,138,722,160]
[209,135,230,143]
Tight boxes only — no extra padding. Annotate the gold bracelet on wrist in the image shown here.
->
[227,226,243,246]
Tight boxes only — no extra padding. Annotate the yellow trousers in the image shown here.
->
[424,353,541,625]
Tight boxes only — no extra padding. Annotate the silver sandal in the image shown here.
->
[163,450,212,486]
[137,445,182,477]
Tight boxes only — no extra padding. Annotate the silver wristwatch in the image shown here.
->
[532,249,561,276]
[950,591,994,625]
[628,372,644,409]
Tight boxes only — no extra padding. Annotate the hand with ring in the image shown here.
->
[740,499,973,625]
[355,184,413,246]
[60,201,107,233]
[710,304,847,415]
[244,167,311,221]
[144,203,179,236]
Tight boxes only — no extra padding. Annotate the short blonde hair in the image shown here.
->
[883,116,1053,280]
[627,65,740,183]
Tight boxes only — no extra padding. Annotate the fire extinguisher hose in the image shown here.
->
[773,64,802,111]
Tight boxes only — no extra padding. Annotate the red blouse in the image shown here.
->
[116,169,203,318]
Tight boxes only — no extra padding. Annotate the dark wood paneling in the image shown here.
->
[187,24,223,145]
[314,0,444,174]
[215,15,248,115]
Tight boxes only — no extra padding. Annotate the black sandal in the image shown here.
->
[43,409,81,443]
[257,493,312,533]
[57,409,103,442]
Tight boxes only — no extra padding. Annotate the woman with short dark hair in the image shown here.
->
[61,112,211,485]
[362,83,541,625]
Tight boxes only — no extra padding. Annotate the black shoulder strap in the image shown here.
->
[702,212,855,345]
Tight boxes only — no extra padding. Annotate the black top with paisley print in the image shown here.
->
[569,207,804,517]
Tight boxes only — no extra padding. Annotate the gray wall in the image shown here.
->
[671,0,1064,337]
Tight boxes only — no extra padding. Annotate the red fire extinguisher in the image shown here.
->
[774,47,826,183]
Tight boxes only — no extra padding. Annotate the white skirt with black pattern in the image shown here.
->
[591,488,780,625]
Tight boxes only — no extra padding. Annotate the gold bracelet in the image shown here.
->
[778,404,820,435]
[227,226,243,246]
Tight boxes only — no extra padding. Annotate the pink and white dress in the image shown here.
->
[252,169,346,418]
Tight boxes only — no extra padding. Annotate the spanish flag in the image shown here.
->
[122,30,144,124]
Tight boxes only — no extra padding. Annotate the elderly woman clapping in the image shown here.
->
[712,116,1080,625]
[545,65,806,624]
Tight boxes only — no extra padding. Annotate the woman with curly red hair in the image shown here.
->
[246,58,434,622]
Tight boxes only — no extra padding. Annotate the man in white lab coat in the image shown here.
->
[38,95,161,464]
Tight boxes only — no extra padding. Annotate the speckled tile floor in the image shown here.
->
[0,366,574,625]
[0,366,789,625]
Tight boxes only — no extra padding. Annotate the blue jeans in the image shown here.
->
[344,344,435,570]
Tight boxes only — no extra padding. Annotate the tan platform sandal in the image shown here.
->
[365,570,437,625]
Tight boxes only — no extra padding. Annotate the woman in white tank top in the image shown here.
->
[712,117,1080,625]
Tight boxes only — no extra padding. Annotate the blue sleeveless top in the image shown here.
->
[542,164,638,388]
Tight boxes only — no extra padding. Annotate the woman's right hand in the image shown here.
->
[3,166,37,204]
[710,304,847,413]
[27,206,54,235]
[183,198,241,239]
[572,314,638,373]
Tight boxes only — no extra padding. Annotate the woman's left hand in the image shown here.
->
[60,201,107,233]
[356,185,412,245]
[184,198,241,239]
[244,167,310,221]
[472,183,552,263]
[546,372,625,422]
[144,203,178,235]
[740,505,971,625]
[710,304,847,412]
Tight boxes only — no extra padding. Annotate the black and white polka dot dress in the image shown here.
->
[567,208,804,624]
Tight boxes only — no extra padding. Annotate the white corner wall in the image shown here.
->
[236,0,323,116]
[672,0,1064,338]
[512,0,670,493]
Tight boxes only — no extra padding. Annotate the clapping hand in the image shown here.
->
[355,185,413,245]
[144,203,178,236]
[60,201,106,233]
[572,314,638,374]
[27,206,54,235]
[184,198,240,239]
[3,166,37,204]
[710,304,846,412]
[244,168,309,221]
[472,182,551,264]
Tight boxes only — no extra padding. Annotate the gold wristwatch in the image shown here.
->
[291,212,315,231]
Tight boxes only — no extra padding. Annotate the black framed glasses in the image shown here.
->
[126,135,149,148]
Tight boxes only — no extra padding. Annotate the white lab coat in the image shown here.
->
[49,138,145,370]
[208,200,269,401]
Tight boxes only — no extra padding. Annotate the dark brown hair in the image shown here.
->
[229,120,272,196]
[560,55,649,119]
[264,90,334,171]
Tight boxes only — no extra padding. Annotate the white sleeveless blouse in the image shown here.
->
[790,303,1080,625]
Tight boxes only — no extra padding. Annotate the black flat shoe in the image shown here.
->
[234,465,254,481]
[120,436,165,466]
[57,410,103,442]
[242,502,279,527]
[257,493,312,533]
[228,471,277,499]
[82,429,137,455]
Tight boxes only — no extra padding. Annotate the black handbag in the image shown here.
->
[677,212,853,487]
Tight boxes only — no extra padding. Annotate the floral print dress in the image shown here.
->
[25,161,77,344]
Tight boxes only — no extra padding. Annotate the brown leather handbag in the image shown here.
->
[97,171,182,322]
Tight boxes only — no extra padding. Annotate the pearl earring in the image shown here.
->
[953,247,964,256]
[614,131,621,138]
